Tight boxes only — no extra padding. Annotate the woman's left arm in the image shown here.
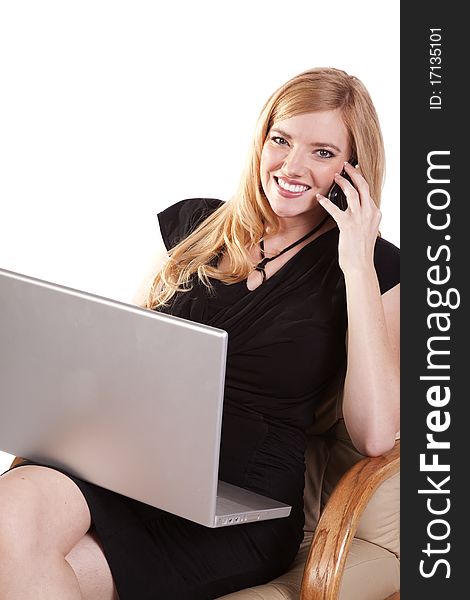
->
[317,162,400,456]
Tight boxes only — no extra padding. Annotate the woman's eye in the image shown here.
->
[271,136,288,146]
[317,149,334,158]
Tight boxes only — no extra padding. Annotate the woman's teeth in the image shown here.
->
[276,177,310,193]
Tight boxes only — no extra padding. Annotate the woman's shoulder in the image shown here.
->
[157,198,225,251]
[374,236,400,294]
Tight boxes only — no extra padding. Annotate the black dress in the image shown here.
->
[5,197,400,600]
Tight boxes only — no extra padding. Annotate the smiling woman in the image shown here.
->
[0,67,399,600]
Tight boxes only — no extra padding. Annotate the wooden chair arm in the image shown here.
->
[9,456,28,469]
[300,440,400,600]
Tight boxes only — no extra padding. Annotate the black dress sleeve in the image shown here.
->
[157,198,225,251]
[374,237,400,294]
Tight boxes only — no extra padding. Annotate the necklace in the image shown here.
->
[254,214,331,284]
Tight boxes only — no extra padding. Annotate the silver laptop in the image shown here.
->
[0,267,291,527]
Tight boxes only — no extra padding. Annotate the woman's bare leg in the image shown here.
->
[66,529,119,600]
[0,465,117,600]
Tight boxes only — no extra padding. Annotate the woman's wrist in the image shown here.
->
[341,260,377,285]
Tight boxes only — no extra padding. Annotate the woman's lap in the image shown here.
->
[3,460,302,600]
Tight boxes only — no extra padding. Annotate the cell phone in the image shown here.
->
[327,157,358,210]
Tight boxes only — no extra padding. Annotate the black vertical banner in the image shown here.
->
[401,2,466,598]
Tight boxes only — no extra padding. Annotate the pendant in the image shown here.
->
[254,265,267,283]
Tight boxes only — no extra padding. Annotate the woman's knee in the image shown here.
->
[0,465,91,559]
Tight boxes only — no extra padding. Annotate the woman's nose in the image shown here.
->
[282,148,307,177]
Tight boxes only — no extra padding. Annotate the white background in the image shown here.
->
[0,0,400,472]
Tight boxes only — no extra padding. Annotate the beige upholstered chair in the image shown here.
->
[11,387,400,600]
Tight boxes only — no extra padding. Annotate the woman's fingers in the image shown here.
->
[342,162,375,210]
[331,169,360,211]
[318,163,381,229]
[316,193,344,222]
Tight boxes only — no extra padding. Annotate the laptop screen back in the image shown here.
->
[0,268,228,525]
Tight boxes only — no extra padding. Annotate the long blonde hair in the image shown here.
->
[147,67,385,310]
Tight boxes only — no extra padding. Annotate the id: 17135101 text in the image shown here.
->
[429,28,443,110]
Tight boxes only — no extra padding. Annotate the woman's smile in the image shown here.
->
[274,176,311,196]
